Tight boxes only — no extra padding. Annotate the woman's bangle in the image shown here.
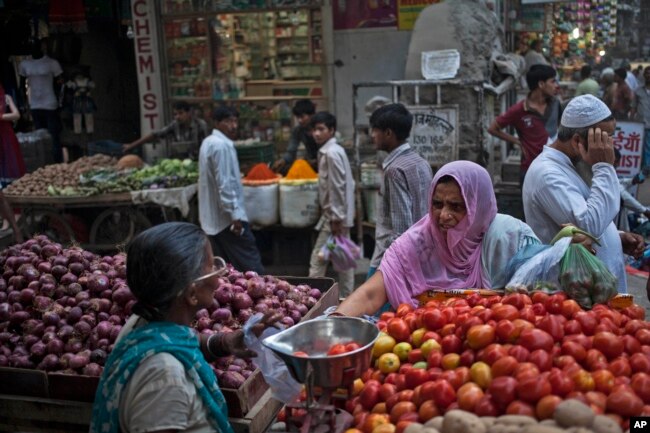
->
[328,311,346,317]
[206,333,229,358]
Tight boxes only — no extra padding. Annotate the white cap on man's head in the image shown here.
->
[560,94,612,128]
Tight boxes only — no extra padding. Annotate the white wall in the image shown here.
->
[332,28,412,139]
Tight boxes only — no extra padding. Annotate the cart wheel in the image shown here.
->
[20,209,76,244]
[89,208,152,250]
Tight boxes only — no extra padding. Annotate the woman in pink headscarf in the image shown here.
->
[337,161,540,317]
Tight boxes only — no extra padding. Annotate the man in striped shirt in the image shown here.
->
[368,103,434,276]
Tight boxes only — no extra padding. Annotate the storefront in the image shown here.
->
[151,0,330,160]
[508,0,618,93]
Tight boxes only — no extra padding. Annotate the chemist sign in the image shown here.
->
[613,121,644,177]
[407,105,459,166]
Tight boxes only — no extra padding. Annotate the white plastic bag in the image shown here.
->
[243,313,301,404]
[279,179,320,228]
[506,237,571,293]
[243,183,279,227]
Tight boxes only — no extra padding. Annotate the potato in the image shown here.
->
[442,410,486,433]
[566,428,595,433]
[404,423,425,433]
[487,424,521,433]
[591,415,623,433]
[481,416,497,429]
[496,415,537,426]
[539,420,560,427]
[521,426,567,433]
[425,416,444,431]
[554,400,594,428]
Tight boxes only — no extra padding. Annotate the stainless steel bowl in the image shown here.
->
[262,317,379,388]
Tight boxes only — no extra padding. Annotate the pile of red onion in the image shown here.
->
[0,236,322,390]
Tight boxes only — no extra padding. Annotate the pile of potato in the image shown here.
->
[404,400,623,433]
[6,155,117,196]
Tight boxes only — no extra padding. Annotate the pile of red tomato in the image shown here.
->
[345,292,650,433]
[293,341,362,357]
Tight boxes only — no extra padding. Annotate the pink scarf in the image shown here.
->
[381,161,498,307]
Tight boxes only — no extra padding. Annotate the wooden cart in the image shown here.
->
[5,189,197,252]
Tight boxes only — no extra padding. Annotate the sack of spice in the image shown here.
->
[284,159,318,180]
[242,163,281,226]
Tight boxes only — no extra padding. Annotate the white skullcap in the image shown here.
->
[560,94,612,128]
[601,67,614,77]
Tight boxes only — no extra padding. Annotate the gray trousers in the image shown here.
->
[309,226,355,297]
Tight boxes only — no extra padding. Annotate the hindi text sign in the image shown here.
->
[407,105,459,166]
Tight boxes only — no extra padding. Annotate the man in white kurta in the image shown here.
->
[523,94,645,293]
[199,106,264,274]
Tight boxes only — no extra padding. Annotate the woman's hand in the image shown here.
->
[204,311,283,359]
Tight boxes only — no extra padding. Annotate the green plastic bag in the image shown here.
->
[559,244,618,309]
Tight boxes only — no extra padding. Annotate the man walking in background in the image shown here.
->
[367,103,433,277]
[198,106,264,275]
[488,64,561,184]
[631,66,650,167]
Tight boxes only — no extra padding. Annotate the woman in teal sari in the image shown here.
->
[90,222,277,433]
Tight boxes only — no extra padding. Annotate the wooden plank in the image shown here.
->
[229,389,283,433]
[0,394,92,432]
[5,193,133,206]
[0,367,48,398]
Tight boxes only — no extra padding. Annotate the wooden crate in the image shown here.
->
[0,276,338,431]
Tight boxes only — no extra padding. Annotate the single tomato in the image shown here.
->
[488,376,518,408]
[517,328,554,352]
[387,318,411,342]
[417,400,440,422]
[536,395,562,420]
[516,376,552,404]
[328,344,348,356]
[457,382,485,412]
[377,353,401,374]
[593,331,624,360]
[466,324,496,350]
[606,390,644,418]
[506,400,535,416]
[631,372,650,404]
[491,356,519,377]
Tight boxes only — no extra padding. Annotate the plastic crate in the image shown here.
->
[235,141,274,165]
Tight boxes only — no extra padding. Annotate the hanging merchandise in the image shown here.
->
[49,0,88,34]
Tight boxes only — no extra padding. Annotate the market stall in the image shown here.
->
[0,235,339,432]
[3,156,199,251]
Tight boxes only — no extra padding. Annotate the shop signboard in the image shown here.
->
[131,0,165,163]
[407,105,459,166]
[512,4,546,32]
[613,121,645,177]
[397,0,440,30]
[333,0,397,30]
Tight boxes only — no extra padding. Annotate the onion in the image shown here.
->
[22,319,44,336]
[302,296,317,309]
[87,274,110,294]
[51,265,67,279]
[42,311,60,327]
[196,309,209,320]
[10,355,34,369]
[280,317,294,327]
[276,290,287,302]
[69,354,89,370]
[46,338,64,355]
[82,363,103,376]
[9,311,30,327]
[64,338,83,354]
[254,303,269,314]
[9,275,25,290]
[17,264,39,282]
[80,314,97,328]
[195,317,212,331]
[41,244,59,258]
[65,283,82,296]
[73,321,92,338]
[97,312,110,322]
[108,315,122,326]
[220,371,246,388]
[68,262,85,276]
[214,286,233,305]
[37,261,52,274]
[66,306,83,324]
[23,334,39,349]
[288,309,302,324]
[247,278,266,299]
[37,354,60,371]
[60,273,77,285]
[33,296,53,312]
[57,324,75,341]
[109,325,121,341]
[296,304,308,316]
[30,341,47,358]
[286,289,302,302]
[0,303,9,322]
[211,308,232,323]
[96,321,113,339]
[309,289,322,300]
[51,255,69,267]
[236,309,252,323]
[232,293,253,311]
[111,287,132,306]
[89,298,111,313]
[90,349,107,365]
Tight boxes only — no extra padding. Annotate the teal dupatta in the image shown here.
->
[89,322,233,433]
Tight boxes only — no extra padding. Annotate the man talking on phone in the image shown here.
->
[523,94,644,294]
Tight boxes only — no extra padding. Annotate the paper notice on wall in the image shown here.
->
[421,49,460,80]
[613,121,644,177]
[407,105,459,166]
